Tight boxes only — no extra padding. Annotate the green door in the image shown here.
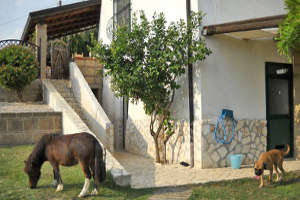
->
[266,62,293,157]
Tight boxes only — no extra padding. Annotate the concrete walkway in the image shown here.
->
[113,152,300,189]
[148,187,193,200]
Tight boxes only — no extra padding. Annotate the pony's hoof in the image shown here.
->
[78,193,88,198]
[91,188,98,196]
[259,184,264,188]
[56,184,63,192]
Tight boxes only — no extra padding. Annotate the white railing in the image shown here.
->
[69,62,114,152]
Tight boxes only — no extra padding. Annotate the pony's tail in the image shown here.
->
[94,140,106,185]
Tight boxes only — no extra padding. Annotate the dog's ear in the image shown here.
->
[254,162,257,168]
[263,163,267,169]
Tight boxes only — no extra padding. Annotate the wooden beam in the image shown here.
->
[46,11,98,25]
[202,14,286,36]
[48,25,97,40]
[44,7,98,23]
[47,20,98,35]
[47,14,99,29]
[35,24,47,79]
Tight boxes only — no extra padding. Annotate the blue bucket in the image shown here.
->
[230,154,242,169]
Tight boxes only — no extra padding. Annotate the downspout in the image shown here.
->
[186,0,194,167]
[121,0,131,150]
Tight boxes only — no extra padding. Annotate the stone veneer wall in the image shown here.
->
[201,119,267,168]
[0,79,42,102]
[293,53,300,160]
[126,118,191,164]
[73,56,103,104]
[0,112,62,145]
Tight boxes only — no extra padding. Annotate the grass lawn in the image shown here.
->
[0,145,153,200]
[2,145,300,200]
[189,171,300,200]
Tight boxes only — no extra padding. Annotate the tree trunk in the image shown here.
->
[16,90,23,102]
[153,134,167,164]
[151,113,174,164]
[154,137,160,163]
[159,133,167,164]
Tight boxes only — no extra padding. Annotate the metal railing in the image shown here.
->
[0,39,40,64]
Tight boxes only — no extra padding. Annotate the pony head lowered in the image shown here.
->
[24,155,41,188]
[24,134,56,188]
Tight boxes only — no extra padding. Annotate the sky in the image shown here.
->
[0,0,84,40]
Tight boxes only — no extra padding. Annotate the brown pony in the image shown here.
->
[24,132,106,198]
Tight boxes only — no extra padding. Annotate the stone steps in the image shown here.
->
[50,79,89,125]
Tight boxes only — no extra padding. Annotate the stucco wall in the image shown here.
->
[99,0,124,151]
[131,0,186,22]
[196,35,288,121]
[99,0,288,167]
[199,0,286,25]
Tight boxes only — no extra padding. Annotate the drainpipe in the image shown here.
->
[186,0,194,167]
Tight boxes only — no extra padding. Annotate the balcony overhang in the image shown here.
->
[202,14,286,40]
[21,0,101,41]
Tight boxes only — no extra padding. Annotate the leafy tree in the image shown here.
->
[0,45,39,102]
[277,0,300,60]
[92,11,211,163]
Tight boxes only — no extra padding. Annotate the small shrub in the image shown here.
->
[0,45,39,102]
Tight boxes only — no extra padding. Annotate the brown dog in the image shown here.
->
[254,144,290,188]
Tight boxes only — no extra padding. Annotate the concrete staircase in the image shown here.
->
[50,79,89,126]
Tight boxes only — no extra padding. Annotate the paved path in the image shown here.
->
[148,187,193,200]
[113,152,300,189]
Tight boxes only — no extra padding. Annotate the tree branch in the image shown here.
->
[164,131,174,144]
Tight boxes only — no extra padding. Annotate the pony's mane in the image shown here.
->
[28,133,60,167]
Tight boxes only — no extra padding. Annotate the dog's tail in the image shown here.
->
[283,144,290,156]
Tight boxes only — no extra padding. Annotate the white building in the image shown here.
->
[99,0,298,168]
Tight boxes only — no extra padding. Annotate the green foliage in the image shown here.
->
[92,11,211,162]
[277,0,300,61]
[64,28,98,57]
[0,45,39,101]
[30,31,37,45]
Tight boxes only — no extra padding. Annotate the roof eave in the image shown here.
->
[21,0,101,41]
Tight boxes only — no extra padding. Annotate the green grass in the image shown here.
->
[3,145,300,200]
[0,145,153,200]
[189,171,300,200]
